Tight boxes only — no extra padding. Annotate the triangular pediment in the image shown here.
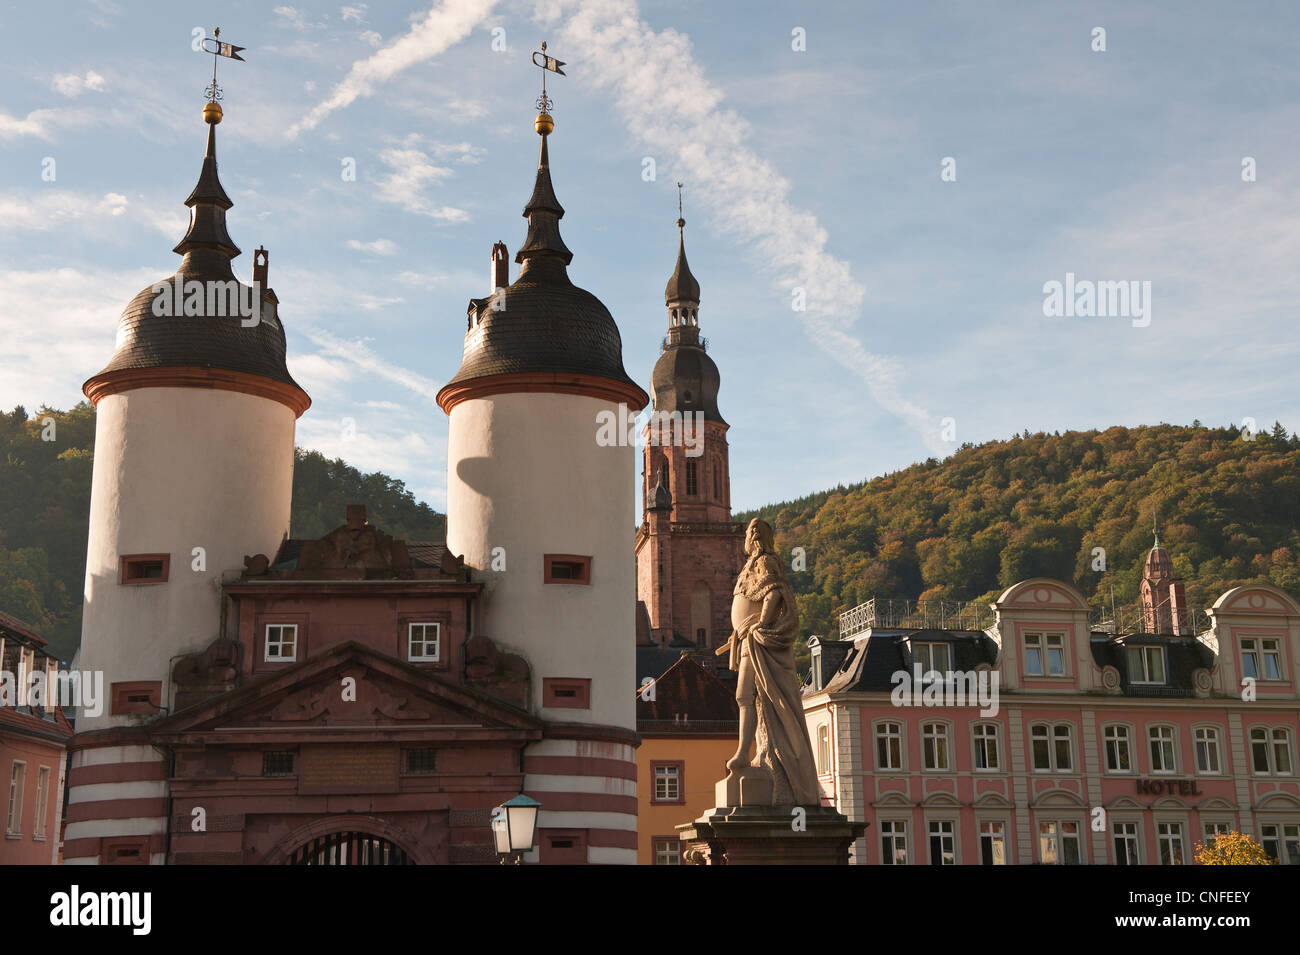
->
[152,641,541,740]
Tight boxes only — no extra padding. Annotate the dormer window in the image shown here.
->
[1024,632,1065,676]
[1241,637,1282,681]
[913,641,950,679]
[1127,644,1166,683]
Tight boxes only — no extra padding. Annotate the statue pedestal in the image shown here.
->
[676,805,867,865]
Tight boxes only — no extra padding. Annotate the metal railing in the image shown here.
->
[839,597,995,638]
[1089,600,1211,637]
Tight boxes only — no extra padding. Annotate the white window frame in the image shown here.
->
[654,764,680,801]
[1201,821,1230,854]
[880,819,908,865]
[928,819,956,865]
[1193,726,1222,775]
[1157,821,1186,865]
[1038,819,1083,864]
[973,723,1000,771]
[1259,822,1300,865]
[6,761,25,836]
[1024,632,1066,677]
[1127,644,1167,684]
[1251,726,1295,776]
[876,721,903,771]
[653,838,681,866]
[816,724,831,775]
[914,641,951,680]
[979,819,1007,865]
[1031,723,1074,773]
[1148,725,1177,774]
[1104,724,1132,774]
[264,623,298,662]
[922,721,951,772]
[1113,820,1141,865]
[1241,637,1283,682]
[33,766,49,839]
[407,622,441,662]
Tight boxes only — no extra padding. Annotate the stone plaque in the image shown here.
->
[299,744,399,795]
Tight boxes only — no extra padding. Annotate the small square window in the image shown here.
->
[120,554,170,585]
[110,681,162,716]
[544,555,591,585]
[542,677,591,709]
[654,838,681,865]
[265,624,297,662]
[652,763,683,803]
[262,752,296,777]
[404,748,437,775]
[408,623,440,662]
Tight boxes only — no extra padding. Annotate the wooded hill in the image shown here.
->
[737,422,1300,640]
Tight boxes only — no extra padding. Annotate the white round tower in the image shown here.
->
[65,102,308,865]
[437,110,648,863]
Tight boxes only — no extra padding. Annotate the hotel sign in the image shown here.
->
[1135,778,1202,796]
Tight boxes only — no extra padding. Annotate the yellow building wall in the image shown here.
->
[637,735,734,865]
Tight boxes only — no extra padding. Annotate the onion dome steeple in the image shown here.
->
[436,93,647,412]
[651,190,725,424]
[82,99,308,415]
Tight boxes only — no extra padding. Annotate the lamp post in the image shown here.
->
[493,794,541,864]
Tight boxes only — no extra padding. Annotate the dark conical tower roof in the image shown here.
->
[664,230,700,305]
[438,115,647,410]
[83,106,306,409]
[651,216,724,424]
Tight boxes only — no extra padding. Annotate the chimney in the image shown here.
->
[491,241,508,292]
[346,504,366,530]
[253,246,269,290]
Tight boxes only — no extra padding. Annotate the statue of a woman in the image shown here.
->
[722,518,820,805]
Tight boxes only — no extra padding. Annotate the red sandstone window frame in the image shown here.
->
[652,836,682,865]
[544,554,591,585]
[119,553,170,585]
[542,677,591,709]
[538,828,587,864]
[111,681,162,716]
[101,836,150,865]
[651,760,685,804]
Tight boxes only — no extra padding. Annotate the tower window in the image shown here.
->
[542,678,591,709]
[120,554,170,585]
[265,624,298,661]
[686,461,698,495]
[544,554,591,585]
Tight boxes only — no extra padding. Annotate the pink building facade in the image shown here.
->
[803,555,1300,865]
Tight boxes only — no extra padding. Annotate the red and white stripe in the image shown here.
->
[63,742,168,865]
[523,738,638,864]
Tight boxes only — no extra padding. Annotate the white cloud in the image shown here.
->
[341,4,368,22]
[273,5,316,30]
[374,140,469,221]
[544,0,942,451]
[289,0,499,136]
[51,71,106,98]
[346,238,398,255]
[361,30,382,47]
[0,191,128,231]
[0,108,62,142]
[300,328,440,400]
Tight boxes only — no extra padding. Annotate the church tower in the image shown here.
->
[437,101,648,863]
[66,98,308,865]
[1141,523,1190,635]
[635,201,744,652]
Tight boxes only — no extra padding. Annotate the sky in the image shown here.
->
[3,0,1300,515]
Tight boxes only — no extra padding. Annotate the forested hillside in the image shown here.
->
[0,404,445,660]
[737,422,1300,640]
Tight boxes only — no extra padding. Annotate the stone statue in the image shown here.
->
[717,518,820,806]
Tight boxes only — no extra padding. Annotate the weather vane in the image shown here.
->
[531,41,566,114]
[676,181,685,229]
[200,26,246,104]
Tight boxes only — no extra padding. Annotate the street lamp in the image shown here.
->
[493,794,541,864]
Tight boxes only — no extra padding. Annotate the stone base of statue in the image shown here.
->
[677,770,867,865]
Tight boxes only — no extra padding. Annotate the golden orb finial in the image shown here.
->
[203,100,223,125]
[534,111,553,136]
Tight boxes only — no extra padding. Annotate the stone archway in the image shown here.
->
[263,815,431,865]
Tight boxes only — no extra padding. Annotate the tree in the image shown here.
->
[1193,830,1276,865]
